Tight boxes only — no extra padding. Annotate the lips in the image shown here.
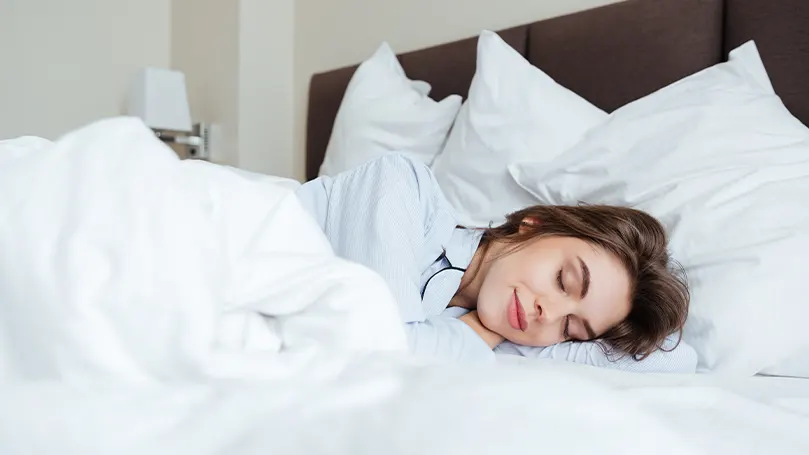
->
[508,289,528,332]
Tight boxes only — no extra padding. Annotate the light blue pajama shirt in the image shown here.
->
[295,155,697,373]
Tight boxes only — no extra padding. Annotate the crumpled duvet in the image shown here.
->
[0,117,407,383]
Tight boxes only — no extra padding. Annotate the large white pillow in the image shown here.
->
[430,30,607,227]
[319,43,462,177]
[510,41,809,375]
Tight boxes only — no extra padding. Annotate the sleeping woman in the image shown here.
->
[295,154,697,373]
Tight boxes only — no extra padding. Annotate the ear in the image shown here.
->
[518,216,540,233]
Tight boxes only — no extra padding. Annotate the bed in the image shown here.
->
[1,0,808,454]
[299,0,809,452]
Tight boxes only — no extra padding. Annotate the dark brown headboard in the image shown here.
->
[306,0,809,180]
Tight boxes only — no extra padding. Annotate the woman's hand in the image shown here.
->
[459,310,505,349]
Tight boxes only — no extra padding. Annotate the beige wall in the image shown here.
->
[172,0,240,166]
[172,0,294,175]
[0,0,171,140]
[292,0,624,180]
[238,0,294,175]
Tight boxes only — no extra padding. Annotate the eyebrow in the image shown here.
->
[576,257,596,341]
[577,256,590,300]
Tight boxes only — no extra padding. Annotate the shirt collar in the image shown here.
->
[444,228,484,269]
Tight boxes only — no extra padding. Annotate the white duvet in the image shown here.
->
[1,119,807,455]
[0,117,407,383]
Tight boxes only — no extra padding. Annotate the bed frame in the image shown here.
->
[305,0,809,181]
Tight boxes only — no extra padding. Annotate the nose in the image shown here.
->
[535,295,574,324]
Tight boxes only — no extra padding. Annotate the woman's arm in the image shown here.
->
[494,335,698,373]
[405,318,496,362]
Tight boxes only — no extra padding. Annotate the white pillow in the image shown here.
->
[510,41,809,375]
[761,347,809,378]
[319,43,462,177]
[430,30,607,227]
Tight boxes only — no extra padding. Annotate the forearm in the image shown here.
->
[405,317,497,362]
[494,334,698,373]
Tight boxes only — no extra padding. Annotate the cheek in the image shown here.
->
[475,274,502,321]
[606,298,632,328]
[475,262,512,326]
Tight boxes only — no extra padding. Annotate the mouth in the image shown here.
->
[507,289,528,332]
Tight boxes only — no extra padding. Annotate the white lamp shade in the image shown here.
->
[128,67,193,132]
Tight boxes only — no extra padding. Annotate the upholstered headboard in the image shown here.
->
[306,0,809,180]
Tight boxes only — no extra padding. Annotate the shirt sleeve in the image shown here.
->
[296,155,493,362]
[405,319,495,363]
[493,334,698,373]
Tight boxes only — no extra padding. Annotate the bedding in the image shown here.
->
[318,42,461,177]
[501,358,809,453]
[510,41,809,376]
[0,118,774,455]
[764,347,809,379]
[0,118,407,382]
[1,358,808,454]
[430,30,606,227]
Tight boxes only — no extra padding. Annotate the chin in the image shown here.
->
[502,334,544,348]
[498,330,523,345]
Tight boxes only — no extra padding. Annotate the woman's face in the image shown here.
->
[476,235,632,347]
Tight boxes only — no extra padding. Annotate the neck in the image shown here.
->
[452,239,505,309]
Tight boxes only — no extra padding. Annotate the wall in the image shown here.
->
[237,0,294,175]
[0,0,171,140]
[293,0,624,180]
[172,0,294,175]
[171,0,240,166]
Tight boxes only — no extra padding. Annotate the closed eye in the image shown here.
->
[557,269,566,293]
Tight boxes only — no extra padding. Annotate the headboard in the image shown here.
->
[306,0,809,180]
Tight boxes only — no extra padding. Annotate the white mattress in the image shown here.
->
[1,357,807,455]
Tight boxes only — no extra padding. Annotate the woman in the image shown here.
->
[296,155,697,372]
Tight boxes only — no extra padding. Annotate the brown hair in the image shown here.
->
[479,204,689,360]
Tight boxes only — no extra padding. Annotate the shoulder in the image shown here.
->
[361,154,433,185]
[346,154,441,202]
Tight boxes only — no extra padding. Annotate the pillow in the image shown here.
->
[510,41,809,375]
[430,30,607,227]
[319,43,462,177]
[761,347,809,378]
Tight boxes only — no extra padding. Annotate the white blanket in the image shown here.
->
[0,118,406,383]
